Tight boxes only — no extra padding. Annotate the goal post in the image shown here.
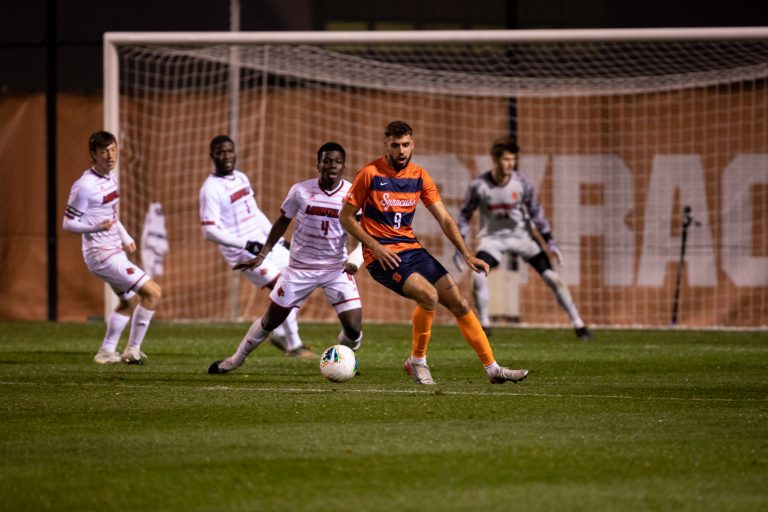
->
[104,28,768,328]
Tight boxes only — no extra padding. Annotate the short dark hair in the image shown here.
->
[384,120,413,138]
[210,134,234,154]
[317,141,345,163]
[490,136,520,160]
[88,131,116,153]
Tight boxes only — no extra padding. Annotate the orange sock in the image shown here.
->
[411,305,435,359]
[456,310,496,366]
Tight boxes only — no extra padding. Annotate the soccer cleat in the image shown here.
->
[404,358,436,385]
[207,357,242,374]
[575,326,594,341]
[93,349,122,365]
[121,346,147,365]
[488,366,529,384]
[285,346,316,359]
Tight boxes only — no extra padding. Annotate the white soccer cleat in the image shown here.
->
[488,366,529,384]
[121,346,147,365]
[93,349,122,365]
[404,358,436,385]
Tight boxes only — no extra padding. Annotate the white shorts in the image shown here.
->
[269,266,361,314]
[477,229,543,263]
[241,243,290,288]
[86,250,150,300]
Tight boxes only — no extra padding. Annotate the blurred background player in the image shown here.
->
[62,131,162,364]
[199,135,312,357]
[456,136,592,340]
[340,120,528,385]
[209,142,363,374]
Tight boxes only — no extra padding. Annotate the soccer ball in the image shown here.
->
[319,344,357,382]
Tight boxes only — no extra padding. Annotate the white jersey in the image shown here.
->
[65,168,124,262]
[458,170,552,240]
[280,178,352,270]
[199,170,274,266]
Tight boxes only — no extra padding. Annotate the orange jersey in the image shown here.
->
[345,156,442,266]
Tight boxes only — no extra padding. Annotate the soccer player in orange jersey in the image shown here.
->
[340,120,529,385]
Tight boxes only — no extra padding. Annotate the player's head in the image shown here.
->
[210,135,236,176]
[384,120,414,171]
[317,141,346,190]
[88,131,118,175]
[490,136,519,177]
[317,141,345,163]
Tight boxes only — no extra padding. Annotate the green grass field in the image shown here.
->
[1,321,767,512]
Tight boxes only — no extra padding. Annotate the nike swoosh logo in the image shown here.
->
[380,182,388,185]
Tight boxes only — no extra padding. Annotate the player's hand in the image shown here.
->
[245,240,264,256]
[234,254,265,271]
[452,249,467,272]
[124,241,136,253]
[372,244,400,270]
[99,219,114,231]
[548,242,564,266]
[465,255,489,276]
[343,262,359,275]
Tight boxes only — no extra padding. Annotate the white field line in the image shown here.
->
[1,381,765,403]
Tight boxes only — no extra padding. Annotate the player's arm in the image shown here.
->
[344,238,364,275]
[426,200,488,275]
[233,214,292,271]
[522,176,562,265]
[453,180,480,270]
[339,202,400,270]
[115,221,136,253]
[199,186,262,254]
[62,185,114,234]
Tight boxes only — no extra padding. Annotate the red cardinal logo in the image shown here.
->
[126,268,135,275]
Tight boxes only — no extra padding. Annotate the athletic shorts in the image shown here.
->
[366,248,448,297]
[86,250,149,300]
[241,242,290,288]
[477,229,542,263]
[269,266,361,314]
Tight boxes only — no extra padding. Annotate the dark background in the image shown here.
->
[1,0,766,94]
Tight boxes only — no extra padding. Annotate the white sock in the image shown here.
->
[101,312,130,352]
[472,271,491,326]
[338,330,363,351]
[229,317,270,365]
[127,305,155,349]
[542,269,584,327]
[484,362,501,376]
[409,355,427,365]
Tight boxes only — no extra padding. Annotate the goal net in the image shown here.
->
[105,29,768,328]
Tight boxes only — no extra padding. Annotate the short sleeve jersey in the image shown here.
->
[65,168,123,262]
[199,170,274,266]
[280,178,352,270]
[460,170,552,239]
[345,156,442,266]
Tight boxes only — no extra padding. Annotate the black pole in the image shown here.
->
[46,0,58,321]
[671,205,693,325]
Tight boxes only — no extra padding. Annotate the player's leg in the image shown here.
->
[244,253,309,355]
[324,270,363,351]
[527,252,591,340]
[122,278,162,364]
[94,293,136,364]
[366,249,437,384]
[472,251,500,336]
[209,301,295,374]
[434,271,528,384]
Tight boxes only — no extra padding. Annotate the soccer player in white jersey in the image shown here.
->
[199,135,312,357]
[457,136,593,340]
[208,142,363,375]
[62,131,162,364]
